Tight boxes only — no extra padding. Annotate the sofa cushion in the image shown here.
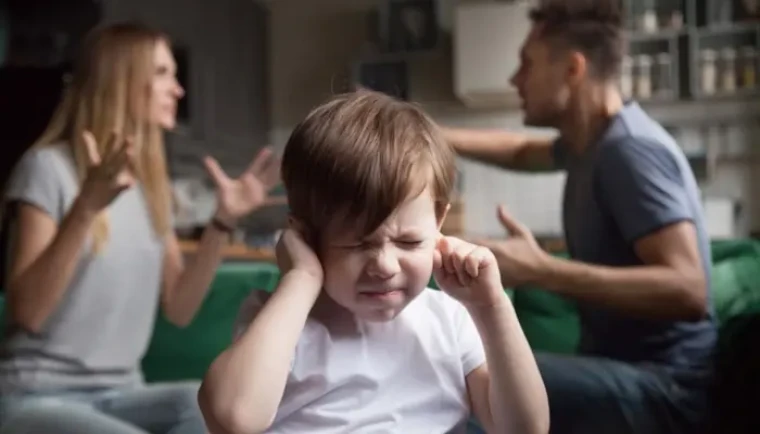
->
[513,288,580,354]
[511,250,580,354]
[141,262,280,382]
[126,239,760,381]
[709,239,760,324]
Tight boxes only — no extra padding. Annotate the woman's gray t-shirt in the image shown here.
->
[1,143,166,393]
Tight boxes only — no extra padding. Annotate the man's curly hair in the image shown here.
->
[529,0,626,81]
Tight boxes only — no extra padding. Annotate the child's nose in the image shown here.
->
[366,248,401,280]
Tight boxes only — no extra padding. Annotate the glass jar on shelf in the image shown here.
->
[699,49,717,96]
[654,53,673,98]
[720,47,737,94]
[739,46,757,90]
[638,0,658,33]
[664,10,684,30]
[635,54,653,100]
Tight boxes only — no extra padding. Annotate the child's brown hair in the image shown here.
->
[281,90,456,239]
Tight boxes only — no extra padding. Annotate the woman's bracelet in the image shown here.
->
[211,216,236,233]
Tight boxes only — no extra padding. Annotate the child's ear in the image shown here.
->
[287,214,318,248]
[436,202,451,231]
[287,214,304,232]
[287,214,311,237]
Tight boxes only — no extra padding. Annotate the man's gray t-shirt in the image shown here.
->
[555,102,717,373]
[1,144,166,393]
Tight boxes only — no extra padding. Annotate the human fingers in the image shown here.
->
[203,156,228,186]
[496,205,528,236]
[246,147,274,177]
[82,131,101,166]
[463,246,493,278]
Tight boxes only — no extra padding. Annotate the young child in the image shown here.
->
[198,91,549,434]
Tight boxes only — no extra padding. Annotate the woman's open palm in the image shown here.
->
[78,131,136,212]
[204,147,280,223]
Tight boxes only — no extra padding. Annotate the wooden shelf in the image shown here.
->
[179,240,276,262]
[621,0,760,125]
[642,97,760,125]
[627,29,685,43]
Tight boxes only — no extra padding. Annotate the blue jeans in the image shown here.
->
[537,353,709,434]
[0,381,206,434]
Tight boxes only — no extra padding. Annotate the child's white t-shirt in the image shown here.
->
[234,288,486,434]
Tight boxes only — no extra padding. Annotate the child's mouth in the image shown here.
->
[359,289,403,300]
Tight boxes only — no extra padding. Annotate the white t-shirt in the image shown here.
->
[234,288,486,434]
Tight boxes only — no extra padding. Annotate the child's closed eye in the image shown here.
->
[334,239,424,250]
[338,243,365,250]
[397,240,424,248]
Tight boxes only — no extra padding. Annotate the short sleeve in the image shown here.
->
[5,149,64,222]
[454,301,486,375]
[595,139,692,244]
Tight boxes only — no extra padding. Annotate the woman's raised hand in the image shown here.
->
[77,130,136,213]
[204,147,281,226]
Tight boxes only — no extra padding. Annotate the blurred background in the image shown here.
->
[1,0,758,258]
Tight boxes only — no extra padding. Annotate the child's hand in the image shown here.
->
[433,236,506,307]
[275,228,323,284]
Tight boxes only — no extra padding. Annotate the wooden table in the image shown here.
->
[179,240,276,262]
[178,235,565,263]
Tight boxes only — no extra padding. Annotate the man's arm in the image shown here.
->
[466,297,550,434]
[536,221,707,320]
[159,226,229,327]
[198,270,321,434]
[441,127,559,172]
[535,139,708,321]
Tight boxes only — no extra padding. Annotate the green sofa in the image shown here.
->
[141,239,760,383]
[140,239,760,434]
[1,239,759,431]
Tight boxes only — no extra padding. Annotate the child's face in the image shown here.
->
[318,189,445,322]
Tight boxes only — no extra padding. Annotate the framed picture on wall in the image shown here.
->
[386,0,438,53]
[353,59,409,100]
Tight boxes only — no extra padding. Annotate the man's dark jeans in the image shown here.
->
[536,353,710,434]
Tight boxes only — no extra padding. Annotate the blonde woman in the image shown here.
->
[0,22,279,433]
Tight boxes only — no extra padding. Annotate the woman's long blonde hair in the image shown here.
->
[32,22,173,251]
